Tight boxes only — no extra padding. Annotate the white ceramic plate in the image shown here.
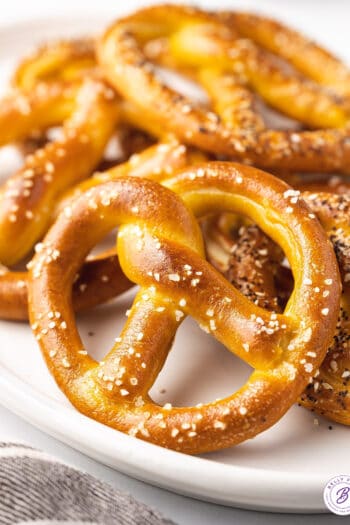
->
[0,12,349,514]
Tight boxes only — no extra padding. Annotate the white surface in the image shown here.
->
[0,1,349,522]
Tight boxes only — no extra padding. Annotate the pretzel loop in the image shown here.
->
[28,163,340,453]
[99,4,350,173]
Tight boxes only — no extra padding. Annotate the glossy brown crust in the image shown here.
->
[207,191,350,425]
[225,11,350,98]
[0,256,132,321]
[0,140,201,321]
[0,78,119,266]
[299,193,350,424]
[28,162,340,454]
[204,219,283,310]
[13,38,96,90]
[98,4,350,173]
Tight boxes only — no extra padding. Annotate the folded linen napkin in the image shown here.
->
[0,442,176,525]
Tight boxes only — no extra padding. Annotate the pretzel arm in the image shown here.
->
[99,4,350,172]
[227,11,350,98]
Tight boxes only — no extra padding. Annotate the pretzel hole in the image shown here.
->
[76,291,251,408]
[204,213,294,313]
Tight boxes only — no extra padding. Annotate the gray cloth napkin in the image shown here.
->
[0,442,176,525]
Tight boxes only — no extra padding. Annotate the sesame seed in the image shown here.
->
[163,403,172,410]
[321,308,329,316]
[239,407,247,415]
[168,273,180,282]
[324,279,333,285]
[171,428,179,437]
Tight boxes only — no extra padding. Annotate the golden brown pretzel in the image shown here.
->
[0,77,118,266]
[12,37,168,142]
[206,191,350,425]
[0,140,201,321]
[28,162,340,453]
[13,38,96,90]
[226,11,350,98]
[98,4,350,173]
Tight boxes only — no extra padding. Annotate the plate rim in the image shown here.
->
[0,367,327,513]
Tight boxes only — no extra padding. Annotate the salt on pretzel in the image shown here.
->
[13,37,167,142]
[13,38,96,90]
[206,191,350,425]
[225,11,350,98]
[0,140,201,321]
[28,162,340,453]
[0,77,118,266]
[0,255,132,322]
[98,4,350,173]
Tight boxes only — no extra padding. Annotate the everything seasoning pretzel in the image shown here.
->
[28,163,340,453]
[98,4,350,173]
[206,191,350,425]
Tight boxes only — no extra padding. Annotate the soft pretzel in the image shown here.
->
[0,140,201,321]
[98,4,350,173]
[225,11,350,98]
[0,77,118,266]
[206,191,350,425]
[12,37,167,143]
[28,162,340,453]
[13,38,96,90]
[299,192,350,424]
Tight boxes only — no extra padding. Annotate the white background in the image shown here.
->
[0,1,348,523]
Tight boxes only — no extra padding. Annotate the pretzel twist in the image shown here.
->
[0,140,202,320]
[98,4,350,173]
[206,190,350,425]
[28,162,340,453]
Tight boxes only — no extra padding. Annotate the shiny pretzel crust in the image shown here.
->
[99,4,350,173]
[28,163,340,453]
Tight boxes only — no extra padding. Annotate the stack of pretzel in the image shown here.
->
[2,4,350,454]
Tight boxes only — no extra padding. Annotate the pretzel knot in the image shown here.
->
[99,4,350,173]
[28,163,340,453]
